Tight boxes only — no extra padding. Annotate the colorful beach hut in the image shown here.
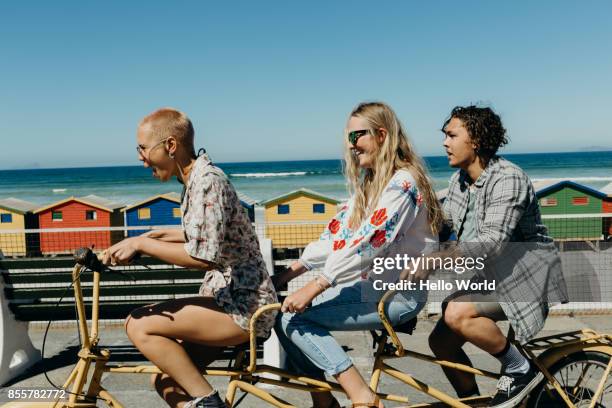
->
[0,198,39,257]
[601,182,612,240]
[122,193,181,237]
[237,191,257,222]
[535,180,606,241]
[259,188,341,248]
[34,195,124,254]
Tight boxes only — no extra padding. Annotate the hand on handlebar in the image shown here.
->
[101,237,141,266]
[281,285,317,314]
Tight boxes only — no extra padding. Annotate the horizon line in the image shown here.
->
[1,149,612,172]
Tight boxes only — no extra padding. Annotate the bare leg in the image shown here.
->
[151,342,223,408]
[444,301,506,354]
[307,367,382,407]
[429,301,507,396]
[335,366,383,407]
[429,318,478,396]
[126,297,249,400]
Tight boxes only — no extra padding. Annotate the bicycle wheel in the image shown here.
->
[527,351,611,408]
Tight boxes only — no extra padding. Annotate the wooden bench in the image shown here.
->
[0,238,282,385]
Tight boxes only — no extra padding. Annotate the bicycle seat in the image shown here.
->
[370,317,417,350]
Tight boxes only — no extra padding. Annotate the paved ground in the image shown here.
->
[2,314,611,407]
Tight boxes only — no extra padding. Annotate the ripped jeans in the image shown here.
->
[275,279,426,379]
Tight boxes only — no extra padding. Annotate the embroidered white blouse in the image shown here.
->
[299,169,437,286]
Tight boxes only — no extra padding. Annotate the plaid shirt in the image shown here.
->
[443,156,568,343]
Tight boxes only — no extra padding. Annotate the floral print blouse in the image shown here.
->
[300,169,437,286]
[181,154,278,338]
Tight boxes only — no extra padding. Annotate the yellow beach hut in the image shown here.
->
[259,188,341,248]
[0,198,39,257]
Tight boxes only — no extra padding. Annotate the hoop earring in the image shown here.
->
[169,152,175,159]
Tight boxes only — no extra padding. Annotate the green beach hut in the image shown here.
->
[602,182,612,240]
[535,180,606,241]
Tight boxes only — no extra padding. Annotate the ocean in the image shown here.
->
[1,151,611,206]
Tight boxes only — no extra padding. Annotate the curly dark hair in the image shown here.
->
[442,105,509,163]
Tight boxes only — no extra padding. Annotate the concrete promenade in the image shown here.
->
[2,314,611,407]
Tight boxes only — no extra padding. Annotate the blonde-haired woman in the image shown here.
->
[275,102,442,408]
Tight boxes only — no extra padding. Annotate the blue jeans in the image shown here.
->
[275,280,426,379]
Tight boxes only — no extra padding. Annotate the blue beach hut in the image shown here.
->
[122,193,182,237]
[237,191,257,222]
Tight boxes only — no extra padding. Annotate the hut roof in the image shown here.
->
[121,193,181,212]
[259,188,341,207]
[535,180,607,199]
[34,195,124,214]
[0,197,38,214]
[237,191,258,207]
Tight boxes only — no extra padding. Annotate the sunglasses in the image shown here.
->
[348,129,369,145]
[136,138,169,159]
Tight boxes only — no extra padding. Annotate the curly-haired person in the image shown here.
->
[413,106,568,408]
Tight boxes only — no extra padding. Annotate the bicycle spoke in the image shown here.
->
[571,362,590,395]
[530,352,612,408]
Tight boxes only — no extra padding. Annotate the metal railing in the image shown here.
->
[1,215,611,314]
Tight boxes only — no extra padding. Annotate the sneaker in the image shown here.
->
[184,391,228,408]
[489,363,544,408]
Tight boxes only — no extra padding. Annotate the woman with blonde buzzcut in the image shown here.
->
[274,102,442,408]
[102,108,277,408]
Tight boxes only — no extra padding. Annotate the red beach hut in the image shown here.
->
[34,195,124,254]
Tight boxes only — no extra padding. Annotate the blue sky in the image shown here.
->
[1,1,611,169]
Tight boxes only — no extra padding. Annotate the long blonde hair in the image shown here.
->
[344,102,442,234]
